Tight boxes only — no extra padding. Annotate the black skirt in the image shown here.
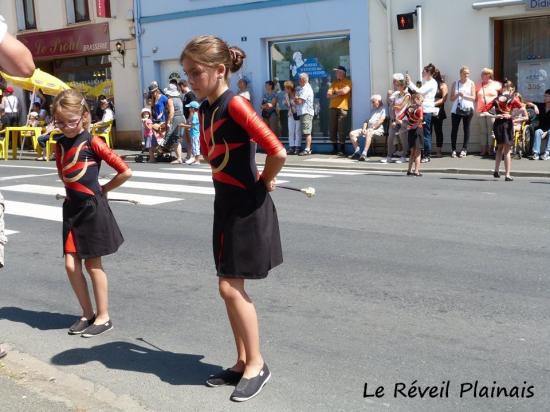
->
[62,194,124,259]
[213,181,283,279]
[493,118,514,145]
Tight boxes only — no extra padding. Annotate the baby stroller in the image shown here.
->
[135,123,174,162]
[512,106,537,159]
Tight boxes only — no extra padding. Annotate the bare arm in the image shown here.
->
[166,99,174,125]
[261,148,287,191]
[450,82,458,101]
[435,83,448,106]
[0,32,35,77]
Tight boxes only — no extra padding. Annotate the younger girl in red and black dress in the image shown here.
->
[406,93,424,176]
[484,91,523,181]
[53,89,132,337]
[181,36,286,402]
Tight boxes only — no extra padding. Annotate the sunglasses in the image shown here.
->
[54,114,84,129]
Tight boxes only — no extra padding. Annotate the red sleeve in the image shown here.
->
[90,135,129,174]
[483,98,496,113]
[511,97,523,110]
[228,96,284,156]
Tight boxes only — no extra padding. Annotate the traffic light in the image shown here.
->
[397,13,415,30]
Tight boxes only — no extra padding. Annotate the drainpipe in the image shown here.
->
[416,4,423,82]
[134,0,145,106]
[385,0,395,88]
[472,0,523,9]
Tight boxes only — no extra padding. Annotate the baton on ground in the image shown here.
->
[277,185,316,198]
[55,193,139,205]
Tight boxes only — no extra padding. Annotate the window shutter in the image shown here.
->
[15,0,26,31]
[65,0,76,24]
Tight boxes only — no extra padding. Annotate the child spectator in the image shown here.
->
[141,108,156,162]
[406,93,424,176]
[35,117,57,161]
[182,101,201,165]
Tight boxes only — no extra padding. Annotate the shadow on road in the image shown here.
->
[440,177,491,182]
[51,340,222,386]
[531,181,550,185]
[0,307,75,330]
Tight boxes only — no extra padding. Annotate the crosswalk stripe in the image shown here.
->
[99,179,215,195]
[0,173,58,181]
[0,184,181,206]
[160,168,328,179]
[0,164,57,170]
[121,170,214,182]
[4,200,62,222]
[5,229,19,236]
[160,166,361,176]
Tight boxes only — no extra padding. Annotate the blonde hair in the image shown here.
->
[481,68,494,78]
[180,35,245,81]
[283,80,295,92]
[460,65,471,74]
[52,89,91,130]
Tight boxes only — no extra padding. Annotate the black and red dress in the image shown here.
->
[55,131,128,258]
[199,90,284,279]
[484,95,523,145]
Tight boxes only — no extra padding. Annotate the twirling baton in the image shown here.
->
[277,185,316,198]
[55,194,139,205]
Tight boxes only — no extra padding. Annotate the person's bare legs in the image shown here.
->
[494,144,504,174]
[414,148,421,174]
[503,144,512,177]
[65,253,94,320]
[219,278,264,378]
[304,134,312,151]
[84,257,109,324]
[224,300,247,373]
[407,147,415,173]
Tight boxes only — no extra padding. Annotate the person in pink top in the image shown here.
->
[476,68,502,157]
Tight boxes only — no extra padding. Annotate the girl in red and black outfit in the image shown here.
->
[53,89,132,337]
[406,93,424,176]
[181,36,286,402]
[484,92,523,181]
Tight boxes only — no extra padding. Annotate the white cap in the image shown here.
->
[393,73,405,81]
[370,94,382,101]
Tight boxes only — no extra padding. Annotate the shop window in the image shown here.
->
[497,16,550,103]
[15,0,37,30]
[268,36,350,137]
[66,0,90,24]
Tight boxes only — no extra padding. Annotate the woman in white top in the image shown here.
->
[237,78,251,101]
[450,66,476,158]
[406,63,438,161]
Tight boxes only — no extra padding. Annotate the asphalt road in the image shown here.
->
[0,160,549,411]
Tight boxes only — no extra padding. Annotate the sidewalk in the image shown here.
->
[114,150,550,178]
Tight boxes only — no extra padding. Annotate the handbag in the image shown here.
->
[455,81,473,117]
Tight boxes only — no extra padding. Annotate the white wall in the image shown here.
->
[139,0,371,131]
[140,0,270,17]
[370,0,550,151]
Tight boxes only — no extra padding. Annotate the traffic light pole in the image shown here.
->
[416,4,423,83]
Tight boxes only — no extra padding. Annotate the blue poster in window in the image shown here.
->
[291,51,328,79]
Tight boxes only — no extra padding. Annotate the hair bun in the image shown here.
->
[229,46,246,73]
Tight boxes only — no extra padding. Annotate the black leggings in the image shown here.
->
[431,116,445,148]
[450,112,473,151]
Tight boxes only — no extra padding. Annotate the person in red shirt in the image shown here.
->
[484,92,523,181]
[181,35,286,402]
[53,89,132,337]
[406,93,424,176]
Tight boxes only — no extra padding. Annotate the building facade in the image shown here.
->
[136,0,549,152]
[0,0,141,147]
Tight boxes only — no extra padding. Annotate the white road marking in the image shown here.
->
[0,184,181,206]
[5,229,19,236]
[0,164,57,170]
[0,173,58,181]
[120,170,214,182]
[99,179,215,195]
[4,200,62,222]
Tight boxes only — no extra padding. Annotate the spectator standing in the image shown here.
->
[261,80,279,134]
[1,86,19,126]
[476,68,502,157]
[382,74,410,163]
[178,79,196,159]
[449,66,476,158]
[531,89,550,160]
[150,83,168,124]
[348,94,386,161]
[141,108,155,162]
[406,64,438,162]
[164,83,186,164]
[431,69,448,157]
[295,73,315,156]
[406,93,424,176]
[237,78,251,101]
[276,79,289,138]
[182,101,201,165]
[284,80,301,154]
[327,66,352,155]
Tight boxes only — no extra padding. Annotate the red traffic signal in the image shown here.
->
[397,13,415,30]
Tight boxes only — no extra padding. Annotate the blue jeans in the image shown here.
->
[531,128,549,155]
[422,113,433,157]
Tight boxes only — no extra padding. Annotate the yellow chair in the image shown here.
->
[90,120,113,148]
[45,130,63,161]
[0,131,7,160]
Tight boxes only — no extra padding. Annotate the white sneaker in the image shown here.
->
[451,150,457,158]
[542,153,550,161]
[394,157,405,164]
[459,150,467,158]
[185,157,195,165]
[380,157,390,163]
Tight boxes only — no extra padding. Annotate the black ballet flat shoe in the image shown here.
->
[68,315,96,335]
[407,171,414,176]
[230,363,271,402]
[414,172,423,177]
[493,171,500,178]
[505,176,514,182]
[206,369,244,387]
